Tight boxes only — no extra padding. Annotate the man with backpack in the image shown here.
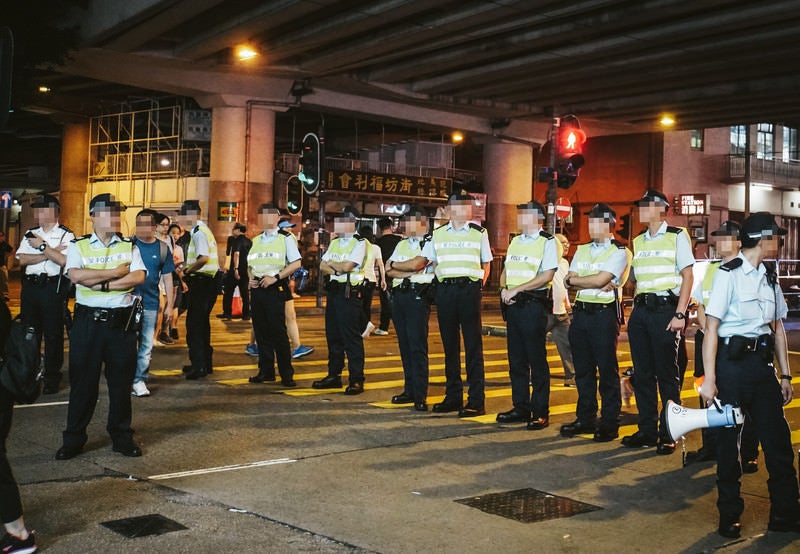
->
[131,209,175,397]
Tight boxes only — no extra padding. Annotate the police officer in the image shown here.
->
[561,203,631,441]
[685,221,757,469]
[394,192,492,417]
[16,194,74,394]
[313,206,368,394]
[384,207,434,411]
[246,203,301,387]
[179,200,220,380]
[699,212,800,538]
[496,201,558,428]
[623,189,694,454]
[56,193,146,459]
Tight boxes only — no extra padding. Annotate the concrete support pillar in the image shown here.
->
[207,105,275,239]
[208,106,246,239]
[245,106,276,225]
[483,140,534,254]
[59,121,91,235]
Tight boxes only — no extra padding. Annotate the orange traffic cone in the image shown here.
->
[231,286,243,317]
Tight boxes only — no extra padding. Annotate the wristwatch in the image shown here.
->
[38,243,47,252]
[781,375,793,381]
[565,276,572,288]
[673,312,685,320]
[273,273,281,280]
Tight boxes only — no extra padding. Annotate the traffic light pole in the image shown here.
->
[547,116,560,234]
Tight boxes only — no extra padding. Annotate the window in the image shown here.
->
[730,125,747,155]
[689,129,703,150]
[757,123,773,159]
[784,127,799,162]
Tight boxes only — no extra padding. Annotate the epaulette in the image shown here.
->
[419,233,432,249]
[468,222,484,232]
[192,225,200,234]
[720,258,743,272]
[611,239,626,249]
[26,226,40,233]
[666,226,683,234]
[278,229,291,237]
[118,235,132,242]
[58,224,73,233]
[354,235,366,241]
[540,231,554,240]
[71,234,91,243]
[434,222,448,231]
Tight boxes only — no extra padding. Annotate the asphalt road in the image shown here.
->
[6,292,800,553]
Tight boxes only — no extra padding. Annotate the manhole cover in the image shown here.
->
[455,488,602,523]
[101,514,188,538]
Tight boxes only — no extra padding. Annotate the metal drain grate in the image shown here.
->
[101,514,188,538]
[455,488,602,523]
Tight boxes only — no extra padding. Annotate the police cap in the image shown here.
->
[178,199,202,215]
[634,188,670,207]
[31,194,60,209]
[516,201,546,216]
[404,206,426,218]
[585,202,616,222]
[341,205,360,219]
[448,191,473,204]
[89,193,126,214]
[710,220,741,238]
[741,212,787,241]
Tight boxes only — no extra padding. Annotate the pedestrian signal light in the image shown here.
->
[298,132,321,195]
[556,115,586,189]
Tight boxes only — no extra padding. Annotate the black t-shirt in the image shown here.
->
[376,233,402,263]
[228,235,252,272]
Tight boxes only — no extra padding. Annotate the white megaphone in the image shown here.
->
[665,399,744,443]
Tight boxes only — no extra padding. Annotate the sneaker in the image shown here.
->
[157,332,174,345]
[0,531,36,554]
[170,328,179,340]
[362,321,375,338]
[245,343,259,357]
[373,328,389,336]
[292,345,315,359]
[132,381,151,397]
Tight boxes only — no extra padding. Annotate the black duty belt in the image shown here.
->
[633,293,677,308]
[395,281,433,292]
[721,334,773,353]
[75,303,133,326]
[574,301,615,313]
[440,277,477,285]
[24,273,62,285]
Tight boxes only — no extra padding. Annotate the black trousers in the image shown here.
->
[185,275,217,372]
[693,331,759,460]
[222,270,250,318]
[391,288,430,402]
[63,310,138,449]
[0,384,22,523]
[251,287,293,381]
[379,287,393,331]
[21,279,68,388]
[627,304,681,440]
[436,280,485,407]
[325,288,365,384]
[360,281,376,330]
[505,299,549,417]
[715,346,800,522]
[569,306,621,430]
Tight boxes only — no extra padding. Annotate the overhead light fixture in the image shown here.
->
[38,85,51,93]
[452,131,464,143]
[291,80,313,98]
[659,114,676,127]
[234,44,258,61]
[159,158,171,167]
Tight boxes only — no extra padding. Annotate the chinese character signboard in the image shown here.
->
[326,169,452,200]
[675,194,710,216]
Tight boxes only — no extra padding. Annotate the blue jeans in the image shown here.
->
[135,309,158,383]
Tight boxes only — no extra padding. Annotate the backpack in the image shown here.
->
[0,314,43,404]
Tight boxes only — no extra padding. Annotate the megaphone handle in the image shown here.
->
[712,397,724,413]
